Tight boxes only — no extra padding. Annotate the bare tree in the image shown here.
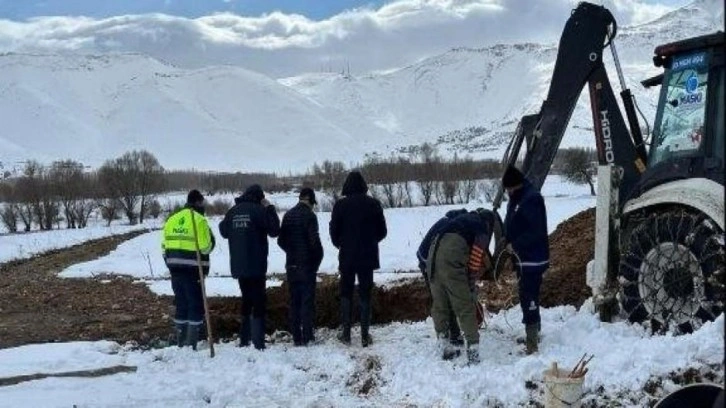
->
[15,161,58,231]
[560,148,596,195]
[416,143,438,206]
[14,162,41,231]
[0,181,18,232]
[137,151,165,224]
[0,203,18,233]
[147,199,162,219]
[456,157,479,204]
[99,198,121,227]
[37,182,60,231]
[311,160,346,202]
[74,198,97,228]
[49,160,86,229]
[479,180,501,203]
[397,157,414,207]
[99,150,164,225]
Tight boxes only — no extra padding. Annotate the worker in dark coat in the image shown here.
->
[278,188,324,346]
[417,208,468,346]
[426,209,494,364]
[501,165,549,355]
[329,171,387,347]
[219,184,280,350]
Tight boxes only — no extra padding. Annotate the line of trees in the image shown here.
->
[304,145,598,209]
[0,145,597,233]
[0,151,165,232]
[305,144,505,208]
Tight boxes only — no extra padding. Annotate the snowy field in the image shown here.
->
[0,219,163,264]
[1,178,723,406]
[0,305,721,407]
[59,178,595,296]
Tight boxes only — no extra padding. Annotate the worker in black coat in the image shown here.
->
[278,188,324,346]
[329,171,387,347]
[219,184,280,350]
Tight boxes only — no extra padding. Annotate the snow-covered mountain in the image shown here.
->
[0,53,392,173]
[0,0,722,172]
[280,0,723,160]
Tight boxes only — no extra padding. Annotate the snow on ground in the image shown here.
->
[0,219,162,264]
[58,179,595,296]
[145,277,284,297]
[0,342,124,379]
[0,306,721,407]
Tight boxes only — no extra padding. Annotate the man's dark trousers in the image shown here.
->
[289,279,316,345]
[238,277,267,349]
[518,265,546,325]
[170,268,204,326]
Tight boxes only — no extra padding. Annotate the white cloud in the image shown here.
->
[0,0,689,77]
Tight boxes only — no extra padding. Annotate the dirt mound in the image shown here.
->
[541,208,596,307]
[207,277,431,340]
[475,207,596,311]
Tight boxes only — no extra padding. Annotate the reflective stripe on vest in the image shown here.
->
[166,258,210,267]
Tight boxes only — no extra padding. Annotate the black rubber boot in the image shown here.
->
[175,323,187,348]
[338,297,352,345]
[239,315,251,347]
[360,298,372,348]
[186,324,200,351]
[517,322,541,345]
[438,332,461,360]
[467,342,480,365]
[448,311,463,346]
[251,317,266,350]
[525,324,539,355]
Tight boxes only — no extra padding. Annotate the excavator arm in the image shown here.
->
[493,2,647,212]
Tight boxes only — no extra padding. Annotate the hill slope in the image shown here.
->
[280,0,723,159]
[0,0,722,172]
[0,53,391,173]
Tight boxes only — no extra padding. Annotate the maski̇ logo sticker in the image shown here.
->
[679,73,703,106]
[685,73,699,94]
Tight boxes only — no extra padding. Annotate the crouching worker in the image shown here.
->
[417,208,468,346]
[162,190,215,350]
[426,208,494,364]
[501,165,549,355]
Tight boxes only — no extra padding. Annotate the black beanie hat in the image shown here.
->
[502,166,525,188]
[187,189,204,205]
[299,187,317,205]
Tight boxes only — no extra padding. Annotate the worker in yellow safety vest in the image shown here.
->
[162,189,215,350]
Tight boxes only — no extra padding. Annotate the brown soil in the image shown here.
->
[0,231,433,348]
[0,230,169,349]
[0,208,595,348]
[476,207,596,311]
[541,208,595,307]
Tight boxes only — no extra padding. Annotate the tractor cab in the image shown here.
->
[637,32,725,195]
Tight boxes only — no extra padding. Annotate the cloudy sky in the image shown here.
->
[0,0,700,77]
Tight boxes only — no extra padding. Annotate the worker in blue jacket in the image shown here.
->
[501,165,549,355]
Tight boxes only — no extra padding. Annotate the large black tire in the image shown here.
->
[619,210,725,333]
[654,384,724,408]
